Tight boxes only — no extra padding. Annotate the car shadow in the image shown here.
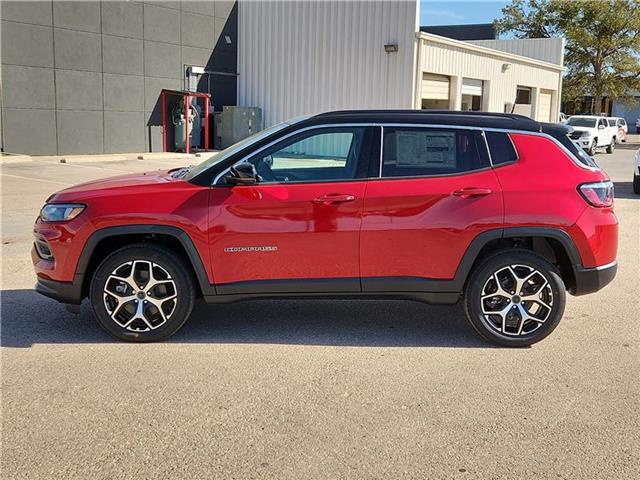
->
[614,141,639,151]
[1,288,492,349]
[614,181,639,199]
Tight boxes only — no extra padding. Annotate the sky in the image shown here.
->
[420,0,510,27]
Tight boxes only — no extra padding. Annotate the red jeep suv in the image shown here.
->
[32,111,618,346]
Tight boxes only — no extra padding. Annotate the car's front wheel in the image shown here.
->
[90,244,196,342]
[463,250,566,347]
[587,140,597,156]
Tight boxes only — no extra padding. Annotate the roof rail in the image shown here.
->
[316,109,539,124]
[420,110,540,125]
[309,109,544,132]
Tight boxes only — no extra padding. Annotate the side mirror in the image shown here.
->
[226,162,258,185]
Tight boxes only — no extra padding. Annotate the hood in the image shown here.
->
[569,126,593,135]
[50,168,188,202]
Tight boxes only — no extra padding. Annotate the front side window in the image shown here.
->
[381,128,488,177]
[243,127,366,184]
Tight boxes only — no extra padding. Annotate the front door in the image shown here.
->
[360,126,503,290]
[209,126,372,294]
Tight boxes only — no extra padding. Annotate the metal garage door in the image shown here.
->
[538,90,553,122]
[461,78,483,96]
[422,73,450,100]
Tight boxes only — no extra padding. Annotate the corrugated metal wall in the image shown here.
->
[612,98,640,130]
[469,38,565,66]
[237,0,419,127]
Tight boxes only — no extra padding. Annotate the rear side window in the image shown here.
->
[381,128,489,177]
[485,131,518,166]
[555,134,599,168]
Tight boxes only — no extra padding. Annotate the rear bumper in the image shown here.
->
[571,261,617,296]
[35,275,83,305]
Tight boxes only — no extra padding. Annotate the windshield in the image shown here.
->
[567,117,597,128]
[183,120,296,181]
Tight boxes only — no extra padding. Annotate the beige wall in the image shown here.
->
[417,33,564,122]
[237,0,419,127]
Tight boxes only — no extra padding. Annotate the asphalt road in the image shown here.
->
[1,143,638,479]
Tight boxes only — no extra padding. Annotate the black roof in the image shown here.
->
[420,23,497,41]
[307,110,543,132]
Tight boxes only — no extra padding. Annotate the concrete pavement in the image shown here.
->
[1,146,638,479]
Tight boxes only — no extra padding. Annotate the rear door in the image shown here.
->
[209,126,374,293]
[598,118,612,146]
[360,126,503,290]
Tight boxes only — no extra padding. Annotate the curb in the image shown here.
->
[1,151,219,165]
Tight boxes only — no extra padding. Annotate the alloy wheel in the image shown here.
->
[480,264,554,336]
[102,260,178,332]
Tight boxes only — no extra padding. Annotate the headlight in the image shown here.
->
[39,203,85,222]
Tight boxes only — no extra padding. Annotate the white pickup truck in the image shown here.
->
[566,115,616,155]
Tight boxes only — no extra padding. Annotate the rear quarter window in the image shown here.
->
[485,131,518,166]
[555,134,599,168]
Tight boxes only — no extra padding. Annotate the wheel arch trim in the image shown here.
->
[76,225,215,297]
[453,226,583,290]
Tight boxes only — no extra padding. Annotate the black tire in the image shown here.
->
[90,243,196,342]
[606,138,615,154]
[588,140,597,156]
[463,249,566,347]
[633,174,640,194]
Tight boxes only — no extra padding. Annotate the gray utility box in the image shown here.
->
[214,106,263,150]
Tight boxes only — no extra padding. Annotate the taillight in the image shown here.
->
[578,181,614,207]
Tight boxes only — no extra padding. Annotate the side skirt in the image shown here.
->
[206,276,461,305]
[203,292,461,305]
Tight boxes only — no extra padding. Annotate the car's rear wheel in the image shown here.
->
[606,138,615,153]
[463,250,566,347]
[90,244,196,342]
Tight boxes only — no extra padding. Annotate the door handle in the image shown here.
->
[313,194,356,205]
[452,188,492,198]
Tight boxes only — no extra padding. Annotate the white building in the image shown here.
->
[237,0,564,127]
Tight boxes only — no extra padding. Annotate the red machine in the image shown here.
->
[160,89,210,154]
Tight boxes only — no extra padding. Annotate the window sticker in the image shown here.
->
[395,131,456,169]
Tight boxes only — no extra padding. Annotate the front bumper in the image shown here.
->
[575,137,592,149]
[35,275,84,305]
[571,261,617,296]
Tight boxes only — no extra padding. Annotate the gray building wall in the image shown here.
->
[1,0,237,155]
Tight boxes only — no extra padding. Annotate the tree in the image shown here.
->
[495,0,640,114]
